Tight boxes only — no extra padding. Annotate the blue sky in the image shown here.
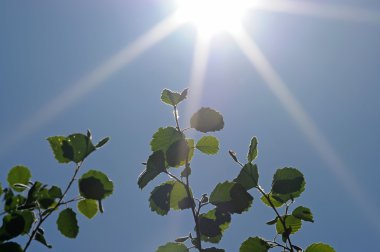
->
[1,0,380,251]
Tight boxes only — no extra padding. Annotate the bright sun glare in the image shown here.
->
[176,0,253,37]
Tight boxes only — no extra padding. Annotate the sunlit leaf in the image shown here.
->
[271,167,305,202]
[199,208,231,243]
[292,206,314,223]
[210,181,253,214]
[138,151,166,189]
[7,166,31,192]
[47,136,71,163]
[156,242,188,252]
[276,215,302,235]
[57,208,79,238]
[239,237,270,252]
[150,127,184,152]
[247,137,258,163]
[79,170,113,200]
[234,163,259,190]
[161,88,188,106]
[305,243,335,252]
[0,242,23,252]
[77,199,98,219]
[196,136,219,155]
[190,107,224,133]
[166,139,190,167]
[260,193,284,208]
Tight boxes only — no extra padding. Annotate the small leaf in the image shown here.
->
[79,170,113,201]
[305,243,335,252]
[138,151,166,189]
[156,242,188,252]
[166,139,190,167]
[95,137,110,148]
[234,163,259,190]
[77,199,98,219]
[271,167,305,202]
[239,237,270,252]
[199,208,231,243]
[276,215,302,235]
[196,136,219,155]
[247,137,258,162]
[292,206,314,223]
[56,208,79,238]
[175,236,189,242]
[0,242,23,252]
[161,88,188,106]
[7,166,32,192]
[190,107,224,133]
[266,218,277,225]
[35,229,52,248]
[151,127,184,152]
[202,248,225,252]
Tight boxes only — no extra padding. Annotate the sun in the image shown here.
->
[175,0,254,38]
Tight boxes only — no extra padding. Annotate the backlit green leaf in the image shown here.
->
[292,206,314,223]
[247,137,258,163]
[47,136,71,163]
[190,107,224,133]
[150,127,184,152]
[260,193,285,208]
[138,151,166,189]
[57,208,79,238]
[166,138,190,167]
[196,136,219,155]
[79,170,113,200]
[271,167,305,202]
[305,243,335,252]
[161,88,188,106]
[276,215,302,235]
[234,163,259,190]
[240,237,270,252]
[7,166,31,192]
[199,208,231,243]
[78,199,98,219]
[178,138,195,167]
[156,242,188,252]
[210,181,253,214]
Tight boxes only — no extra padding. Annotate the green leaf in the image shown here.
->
[175,236,189,242]
[20,211,35,235]
[239,237,270,252]
[178,138,195,167]
[196,136,219,155]
[292,206,314,223]
[151,127,184,152]
[35,228,52,248]
[234,163,259,190]
[260,193,285,208]
[209,181,253,214]
[305,243,335,252]
[156,242,188,252]
[47,133,96,163]
[79,170,113,200]
[271,167,305,202]
[138,151,166,189]
[276,215,302,235]
[266,218,277,225]
[149,181,192,215]
[190,107,224,133]
[247,137,258,162]
[202,248,225,252]
[166,139,190,167]
[95,137,110,148]
[161,88,188,106]
[0,242,23,252]
[77,199,98,219]
[0,214,26,240]
[199,208,231,243]
[57,208,79,238]
[7,166,31,192]
[49,186,63,198]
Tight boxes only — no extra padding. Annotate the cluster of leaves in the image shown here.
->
[0,131,113,252]
[138,89,335,252]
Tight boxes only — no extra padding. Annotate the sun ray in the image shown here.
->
[231,28,380,233]
[184,32,212,124]
[0,12,185,157]
[254,0,380,24]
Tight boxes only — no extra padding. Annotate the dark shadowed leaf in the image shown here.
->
[292,206,314,223]
[156,242,188,252]
[151,127,184,152]
[247,137,258,163]
[239,237,270,252]
[266,217,278,225]
[305,243,335,252]
[199,208,231,243]
[57,208,78,238]
[178,139,195,167]
[161,88,188,106]
[175,236,189,242]
[138,151,166,189]
[0,182,2,197]
[95,137,110,149]
[202,248,225,252]
[210,181,253,214]
[276,215,302,235]
[271,167,305,202]
[35,228,52,248]
[20,211,35,235]
[166,139,190,167]
[196,136,219,155]
[79,170,113,200]
[77,199,98,219]
[7,166,31,192]
[234,163,259,190]
[1,214,25,240]
[190,107,224,133]
[0,242,23,252]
